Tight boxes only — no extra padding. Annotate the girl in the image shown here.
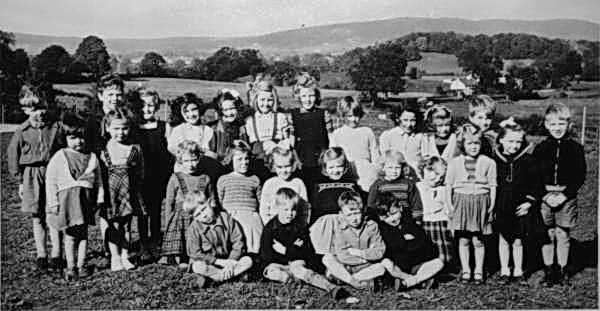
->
[245,80,291,182]
[260,146,308,224]
[330,97,378,192]
[445,124,497,284]
[160,140,215,267]
[366,149,423,223]
[168,94,217,166]
[99,108,146,271]
[310,147,360,223]
[379,103,424,170]
[493,118,542,285]
[135,88,172,256]
[422,104,459,162]
[46,112,104,280]
[417,156,454,267]
[289,73,332,196]
[209,88,249,164]
[217,140,263,254]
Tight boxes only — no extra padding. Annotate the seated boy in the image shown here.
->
[185,191,253,286]
[372,193,444,290]
[259,188,355,302]
[321,190,387,290]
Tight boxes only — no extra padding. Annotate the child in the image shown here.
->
[330,96,379,192]
[260,147,308,224]
[367,149,423,223]
[446,124,497,284]
[160,140,215,266]
[372,193,444,290]
[99,108,146,271]
[260,188,354,302]
[45,112,104,280]
[186,191,253,286]
[467,95,497,157]
[90,74,126,152]
[135,88,172,255]
[290,73,332,196]
[493,117,542,285]
[417,156,454,266]
[311,147,361,223]
[533,103,586,286]
[8,84,64,272]
[208,89,248,164]
[168,94,217,165]
[217,140,263,254]
[321,190,386,290]
[422,104,459,161]
[244,80,291,182]
[379,103,424,169]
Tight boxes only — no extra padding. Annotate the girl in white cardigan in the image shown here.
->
[422,104,459,162]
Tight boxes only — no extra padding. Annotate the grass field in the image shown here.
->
[407,52,462,75]
[2,78,598,309]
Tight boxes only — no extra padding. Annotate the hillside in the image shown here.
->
[12,17,600,56]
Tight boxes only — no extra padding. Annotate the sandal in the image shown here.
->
[460,272,471,284]
[473,273,484,285]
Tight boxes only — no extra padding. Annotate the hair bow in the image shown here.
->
[499,117,517,128]
[220,88,241,99]
[424,104,452,121]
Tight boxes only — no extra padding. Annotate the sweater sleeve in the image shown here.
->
[487,158,497,187]
[366,179,380,210]
[368,129,380,164]
[167,125,181,156]
[135,145,144,191]
[228,215,245,260]
[362,223,386,261]
[164,175,179,218]
[409,181,423,221]
[379,131,390,155]
[93,154,105,204]
[45,151,61,210]
[259,179,274,225]
[564,142,586,199]
[7,129,22,182]
[259,222,277,263]
[216,175,227,206]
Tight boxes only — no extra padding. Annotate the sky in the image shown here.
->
[1,0,599,38]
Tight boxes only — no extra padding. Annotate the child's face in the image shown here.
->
[464,137,482,157]
[276,200,297,225]
[180,153,200,173]
[382,161,403,181]
[273,155,294,181]
[469,111,492,132]
[499,130,524,155]
[232,150,250,174]
[433,117,452,139]
[107,121,130,143]
[324,157,346,180]
[398,111,417,133]
[345,114,361,128]
[141,96,158,120]
[182,103,201,125]
[195,203,215,224]
[379,205,403,227]
[66,135,85,152]
[221,100,238,123]
[98,87,124,114]
[340,202,364,228]
[423,166,444,186]
[544,115,569,140]
[299,88,317,110]
[28,108,48,126]
[256,90,275,114]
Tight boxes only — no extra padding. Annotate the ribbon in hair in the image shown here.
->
[499,116,517,128]
[233,139,251,150]
[424,104,452,121]
[220,88,241,99]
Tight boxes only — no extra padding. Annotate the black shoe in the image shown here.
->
[540,267,553,288]
[513,275,529,286]
[48,257,61,273]
[395,278,407,291]
[78,266,91,279]
[557,267,571,286]
[497,274,511,285]
[331,286,351,301]
[64,267,77,281]
[459,272,471,284]
[472,273,484,285]
[196,275,207,288]
[36,257,48,273]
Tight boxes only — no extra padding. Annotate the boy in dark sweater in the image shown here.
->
[533,103,586,287]
[259,188,355,303]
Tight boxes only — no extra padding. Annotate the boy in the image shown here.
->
[186,191,253,287]
[89,74,126,152]
[533,102,586,287]
[321,190,386,290]
[467,95,497,157]
[8,84,64,272]
[260,188,355,302]
[372,193,444,290]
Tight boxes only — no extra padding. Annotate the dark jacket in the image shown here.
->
[259,217,317,269]
[378,219,438,271]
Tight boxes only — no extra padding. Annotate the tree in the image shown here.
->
[348,41,408,103]
[32,45,73,83]
[457,42,502,92]
[139,51,166,76]
[202,47,267,81]
[73,35,111,78]
[13,49,29,77]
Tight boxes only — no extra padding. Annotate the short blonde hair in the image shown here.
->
[268,147,302,173]
[250,80,279,111]
[468,95,496,117]
[417,155,447,177]
[176,140,203,163]
[338,190,364,212]
[318,147,350,176]
[183,190,215,215]
[457,123,483,154]
[274,187,302,211]
[544,102,571,121]
[139,88,160,104]
[337,96,364,119]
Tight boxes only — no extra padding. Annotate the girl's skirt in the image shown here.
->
[21,166,46,216]
[423,220,454,264]
[46,187,96,231]
[351,159,378,192]
[450,192,492,235]
[228,210,263,254]
[161,204,192,256]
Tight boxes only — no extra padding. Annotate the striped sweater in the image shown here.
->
[217,173,261,213]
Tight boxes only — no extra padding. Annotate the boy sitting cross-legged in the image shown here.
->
[321,190,387,290]
[259,188,356,302]
[186,191,253,287]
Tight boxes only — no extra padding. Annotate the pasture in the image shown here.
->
[1,78,598,309]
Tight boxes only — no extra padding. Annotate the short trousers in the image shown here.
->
[540,198,577,228]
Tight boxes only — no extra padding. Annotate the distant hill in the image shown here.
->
[12,17,600,57]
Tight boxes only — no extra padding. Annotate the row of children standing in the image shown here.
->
[8,72,585,295]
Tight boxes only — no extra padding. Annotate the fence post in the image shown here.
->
[581,106,587,145]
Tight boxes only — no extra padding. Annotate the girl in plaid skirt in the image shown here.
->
[99,108,146,271]
[416,156,454,267]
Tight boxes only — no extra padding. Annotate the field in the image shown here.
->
[1,78,598,309]
[407,52,462,75]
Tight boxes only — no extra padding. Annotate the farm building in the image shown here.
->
[441,77,475,98]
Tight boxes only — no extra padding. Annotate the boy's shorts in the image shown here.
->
[541,198,577,228]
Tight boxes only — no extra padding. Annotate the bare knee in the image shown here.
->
[512,238,522,247]
[547,228,556,241]
[459,237,470,247]
[322,254,337,266]
[555,227,570,243]
[472,236,484,248]
[191,261,208,274]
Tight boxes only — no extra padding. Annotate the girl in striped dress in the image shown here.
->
[445,124,497,284]
[217,140,263,254]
